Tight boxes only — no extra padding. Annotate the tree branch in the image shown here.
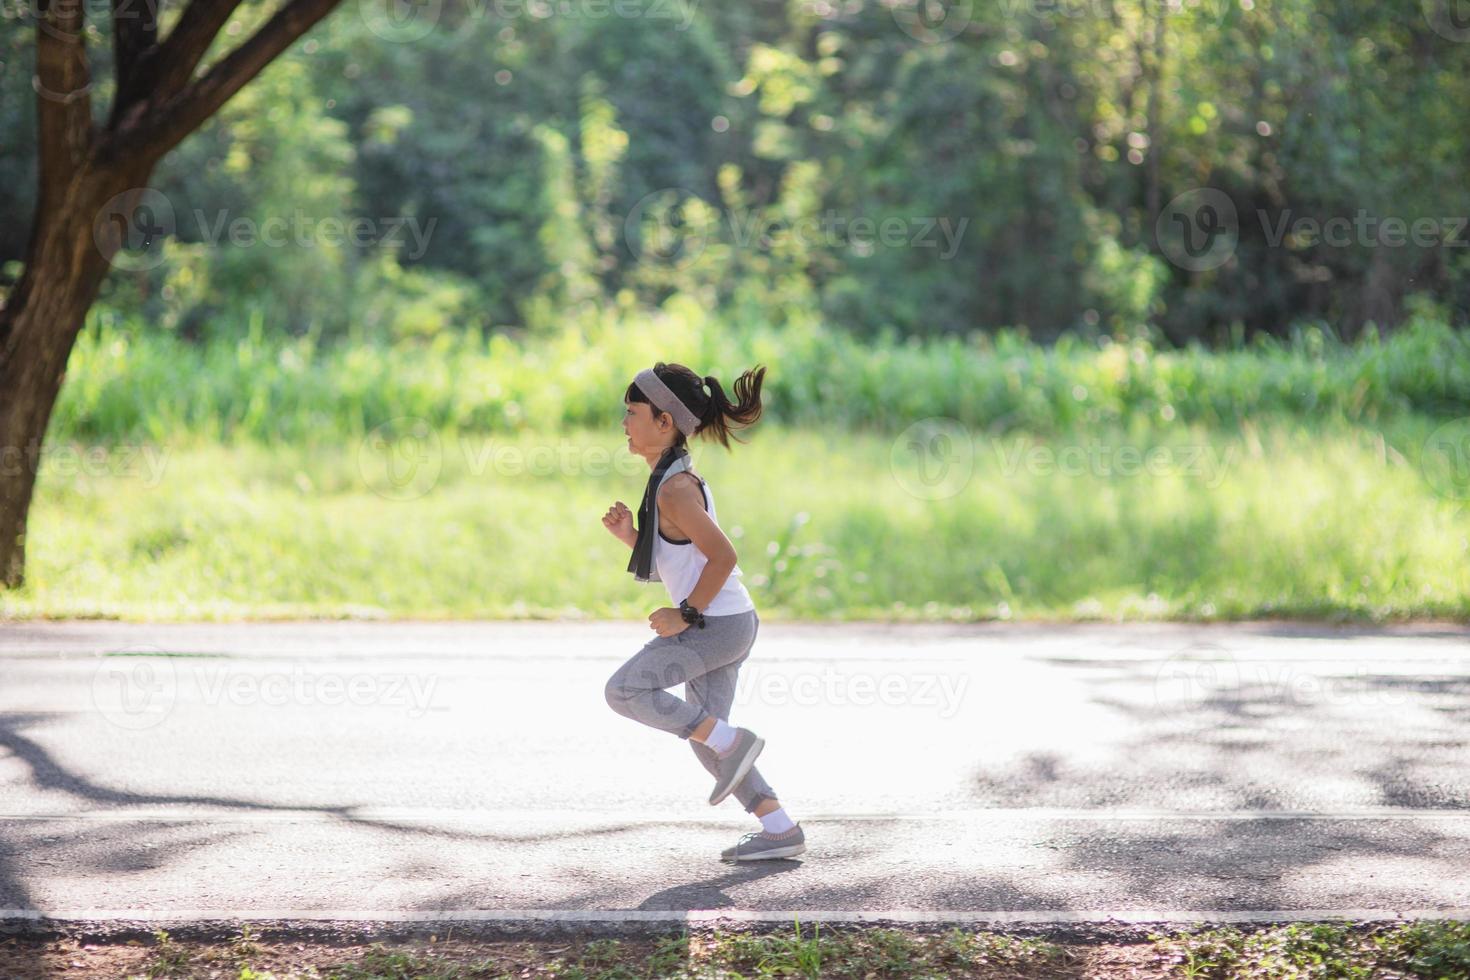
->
[34,0,94,204]
[108,0,160,127]
[111,0,158,89]
[106,0,343,162]
[148,0,246,100]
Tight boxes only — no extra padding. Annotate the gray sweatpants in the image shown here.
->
[604,608,778,814]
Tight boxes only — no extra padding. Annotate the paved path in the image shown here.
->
[2,619,1468,937]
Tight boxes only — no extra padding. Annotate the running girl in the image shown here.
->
[601,361,806,862]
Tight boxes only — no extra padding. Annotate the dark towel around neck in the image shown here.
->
[627,444,690,582]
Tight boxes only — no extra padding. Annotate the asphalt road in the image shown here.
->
[1,618,1468,938]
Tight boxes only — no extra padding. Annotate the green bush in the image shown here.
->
[52,303,1470,446]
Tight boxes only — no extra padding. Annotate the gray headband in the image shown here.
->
[633,367,700,437]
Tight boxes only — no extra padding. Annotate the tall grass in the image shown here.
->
[6,418,1468,622]
[12,302,1467,622]
[53,298,1470,446]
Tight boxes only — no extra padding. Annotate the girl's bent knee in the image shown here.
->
[604,673,632,712]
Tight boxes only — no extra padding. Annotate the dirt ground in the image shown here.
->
[0,933,1185,979]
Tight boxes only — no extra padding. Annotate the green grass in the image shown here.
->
[10,302,1468,622]
[705,921,1074,977]
[1154,920,1470,979]
[144,927,196,977]
[106,920,1470,978]
[135,925,1080,978]
[4,415,1468,622]
[52,300,1470,446]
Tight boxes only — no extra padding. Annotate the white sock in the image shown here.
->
[703,719,739,757]
[759,807,797,835]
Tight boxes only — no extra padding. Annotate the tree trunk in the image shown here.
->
[0,167,151,588]
[1,0,345,590]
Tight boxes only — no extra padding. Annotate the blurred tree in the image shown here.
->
[0,0,346,587]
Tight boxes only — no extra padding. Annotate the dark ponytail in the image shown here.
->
[625,362,767,451]
[699,366,766,449]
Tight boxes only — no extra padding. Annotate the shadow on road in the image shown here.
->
[636,862,804,911]
[964,655,1470,912]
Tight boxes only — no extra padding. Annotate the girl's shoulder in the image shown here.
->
[657,469,707,502]
[661,468,705,489]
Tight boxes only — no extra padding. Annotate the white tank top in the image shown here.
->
[655,478,756,616]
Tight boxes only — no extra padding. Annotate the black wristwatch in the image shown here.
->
[678,598,707,629]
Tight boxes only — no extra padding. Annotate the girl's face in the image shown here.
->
[623,399,673,453]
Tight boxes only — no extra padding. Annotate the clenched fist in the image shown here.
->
[602,500,635,544]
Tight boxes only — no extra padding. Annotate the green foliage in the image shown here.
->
[29,306,1470,620]
[705,923,1075,978]
[1376,919,1470,978]
[7,0,1468,342]
[144,928,196,978]
[1083,220,1171,343]
[1157,920,1470,979]
[50,303,1470,446]
[33,922,1470,979]
[97,50,360,340]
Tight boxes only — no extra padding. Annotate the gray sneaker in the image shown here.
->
[721,823,806,862]
[708,728,765,805]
